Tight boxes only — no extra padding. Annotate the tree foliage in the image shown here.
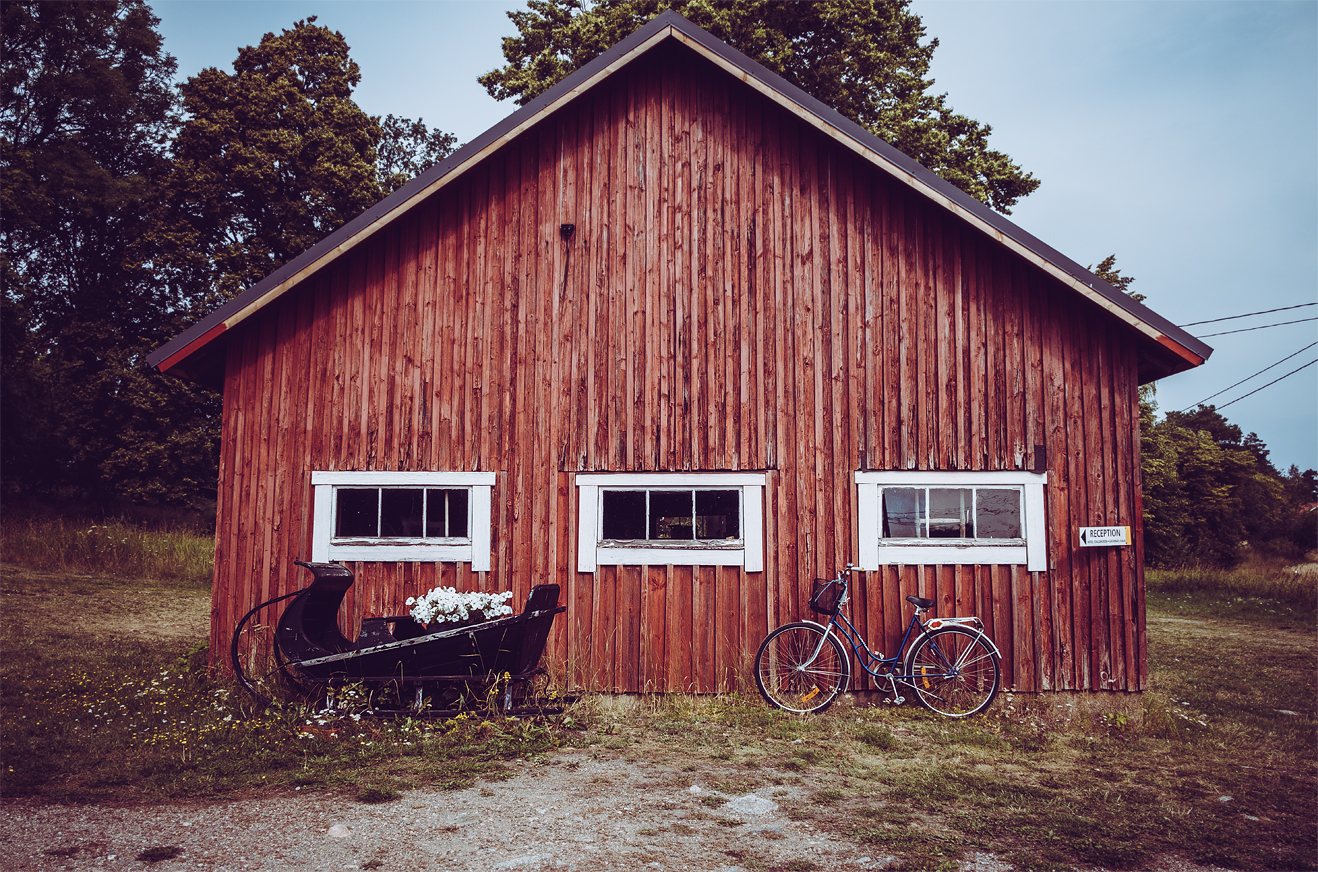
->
[1,0,176,343]
[154,17,385,308]
[155,18,458,311]
[2,7,454,509]
[1,0,217,507]
[376,114,457,195]
[478,0,1040,213]
[1089,254,1143,303]
[1141,403,1315,567]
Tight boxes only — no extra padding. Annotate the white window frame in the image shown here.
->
[311,471,495,569]
[855,471,1047,571]
[576,473,766,572]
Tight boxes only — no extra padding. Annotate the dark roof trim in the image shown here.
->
[148,9,1210,380]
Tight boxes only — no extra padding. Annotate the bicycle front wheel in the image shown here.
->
[754,622,850,714]
[904,627,1001,717]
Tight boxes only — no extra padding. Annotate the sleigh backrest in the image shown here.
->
[276,561,356,661]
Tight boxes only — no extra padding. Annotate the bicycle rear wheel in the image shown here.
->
[904,627,1000,717]
[754,622,850,714]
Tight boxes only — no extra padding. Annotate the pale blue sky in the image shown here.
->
[153,0,1317,473]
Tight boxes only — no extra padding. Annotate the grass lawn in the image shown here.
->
[1,554,1314,871]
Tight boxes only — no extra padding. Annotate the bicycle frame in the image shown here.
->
[804,572,1001,698]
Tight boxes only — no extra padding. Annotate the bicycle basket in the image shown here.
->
[809,578,844,616]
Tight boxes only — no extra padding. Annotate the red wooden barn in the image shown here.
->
[150,12,1210,694]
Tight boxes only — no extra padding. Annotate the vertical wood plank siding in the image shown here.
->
[210,45,1147,693]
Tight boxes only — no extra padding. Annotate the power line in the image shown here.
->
[1181,341,1318,411]
[1211,359,1317,412]
[1180,301,1316,327]
[1197,317,1318,338]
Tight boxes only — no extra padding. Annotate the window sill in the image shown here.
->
[595,546,750,567]
[874,544,1028,566]
[331,538,468,547]
[598,539,744,550]
[323,542,475,563]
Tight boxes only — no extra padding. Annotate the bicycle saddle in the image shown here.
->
[905,595,936,609]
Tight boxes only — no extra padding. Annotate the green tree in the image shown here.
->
[155,17,384,309]
[1,0,177,337]
[1089,254,1143,303]
[376,113,457,195]
[478,0,1040,213]
[156,18,458,310]
[1281,465,1317,553]
[3,8,455,508]
[1,0,218,507]
[1141,402,1313,566]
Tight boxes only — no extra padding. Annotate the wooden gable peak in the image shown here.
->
[148,10,1210,387]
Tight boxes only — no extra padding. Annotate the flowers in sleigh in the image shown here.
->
[405,586,515,628]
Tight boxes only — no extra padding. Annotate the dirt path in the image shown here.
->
[1146,612,1313,651]
[0,754,915,871]
[1,748,1233,872]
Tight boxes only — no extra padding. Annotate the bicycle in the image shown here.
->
[753,564,1002,717]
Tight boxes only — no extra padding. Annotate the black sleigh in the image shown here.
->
[231,561,566,715]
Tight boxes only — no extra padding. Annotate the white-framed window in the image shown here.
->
[575,473,766,572]
[855,471,1048,571]
[311,471,495,569]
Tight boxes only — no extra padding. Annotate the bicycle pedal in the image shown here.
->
[893,695,905,705]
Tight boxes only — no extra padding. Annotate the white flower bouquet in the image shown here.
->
[405,586,515,628]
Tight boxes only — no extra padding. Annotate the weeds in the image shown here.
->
[0,560,571,804]
[2,651,570,803]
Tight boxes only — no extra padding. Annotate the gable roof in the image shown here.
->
[148,10,1211,387]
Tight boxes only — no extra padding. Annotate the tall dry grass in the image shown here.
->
[0,517,213,583]
[1146,552,1317,612]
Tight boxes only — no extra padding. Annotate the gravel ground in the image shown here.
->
[1,748,1235,872]
[2,752,888,872]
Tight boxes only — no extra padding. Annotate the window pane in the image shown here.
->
[602,490,647,539]
[336,489,379,537]
[424,488,469,538]
[447,488,468,538]
[695,490,740,539]
[882,488,921,538]
[976,489,1021,539]
[927,489,972,538]
[425,489,446,538]
[380,489,424,537]
[650,490,694,540]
